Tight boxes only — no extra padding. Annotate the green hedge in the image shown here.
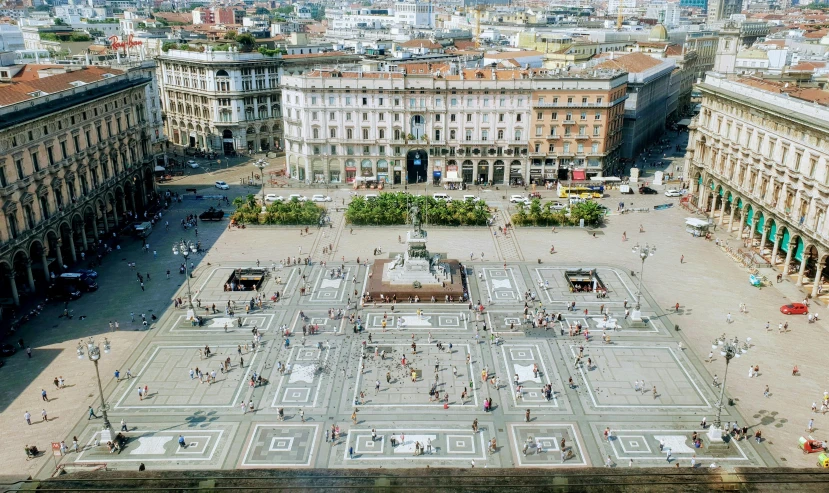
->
[230,195,324,225]
[511,199,605,227]
[345,192,490,226]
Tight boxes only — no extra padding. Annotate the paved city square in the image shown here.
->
[32,250,771,472]
[2,142,816,476]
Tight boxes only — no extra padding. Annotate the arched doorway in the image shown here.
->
[406,149,427,185]
[222,129,234,155]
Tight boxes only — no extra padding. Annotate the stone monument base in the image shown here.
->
[367,259,465,302]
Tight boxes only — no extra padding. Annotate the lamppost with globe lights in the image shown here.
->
[631,243,656,321]
[77,337,112,431]
[173,239,197,310]
[253,158,268,212]
[709,335,750,440]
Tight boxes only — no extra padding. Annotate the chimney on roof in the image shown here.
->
[491,66,496,80]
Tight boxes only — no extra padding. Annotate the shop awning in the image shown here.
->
[572,169,586,180]
[677,118,692,126]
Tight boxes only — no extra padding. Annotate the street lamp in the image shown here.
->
[253,158,268,212]
[630,243,656,321]
[172,239,197,310]
[77,337,112,431]
[709,335,750,441]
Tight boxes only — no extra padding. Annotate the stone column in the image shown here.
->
[718,197,727,225]
[811,262,824,298]
[67,234,77,263]
[25,261,35,292]
[80,226,88,252]
[709,195,717,220]
[110,200,119,228]
[129,189,136,214]
[41,252,50,283]
[92,218,99,242]
[771,233,782,266]
[783,242,794,276]
[102,207,110,233]
[9,272,19,306]
[488,164,494,184]
[759,226,769,255]
[728,205,737,234]
[54,243,64,270]
[748,218,757,244]
[797,254,808,286]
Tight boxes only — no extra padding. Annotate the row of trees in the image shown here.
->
[511,200,606,227]
[230,195,325,225]
[345,193,491,226]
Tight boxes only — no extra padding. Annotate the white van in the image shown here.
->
[432,193,451,201]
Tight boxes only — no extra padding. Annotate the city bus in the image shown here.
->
[557,183,604,199]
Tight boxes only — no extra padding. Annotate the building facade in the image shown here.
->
[596,53,676,159]
[685,73,829,297]
[281,66,627,185]
[157,49,283,154]
[0,62,163,306]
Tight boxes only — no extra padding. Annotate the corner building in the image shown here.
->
[280,67,627,185]
[686,73,829,298]
[0,63,163,306]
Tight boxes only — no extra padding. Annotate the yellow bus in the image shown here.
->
[557,183,604,199]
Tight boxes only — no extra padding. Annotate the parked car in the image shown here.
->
[665,189,683,197]
[215,181,229,190]
[47,284,82,301]
[463,195,481,202]
[510,195,530,204]
[639,186,658,195]
[187,160,199,169]
[0,344,16,357]
[288,194,307,202]
[58,272,98,292]
[619,184,634,194]
[311,194,332,202]
[199,207,225,221]
[780,303,808,315]
[265,194,283,203]
[364,194,379,200]
[549,201,567,211]
[76,269,98,279]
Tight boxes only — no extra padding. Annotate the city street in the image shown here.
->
[2,134,826,477]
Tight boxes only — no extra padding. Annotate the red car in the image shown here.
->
[780,303,809,315]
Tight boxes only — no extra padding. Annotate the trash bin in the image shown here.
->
[728,398,734,406]
[675,324,680,331]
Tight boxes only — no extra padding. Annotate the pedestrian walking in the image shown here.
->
[300,409,305,422]
[764,385,770,398]
[26,347,32,358]
[41,408,48,422]
[807,418,814,432]
[24,411,31,425]
[121,419,128,431]
[88,406,97,419]
[41,389,48,402]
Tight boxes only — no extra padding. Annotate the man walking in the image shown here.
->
[88,406,97,419]
[24,411,31,425]
[41,389,48,402]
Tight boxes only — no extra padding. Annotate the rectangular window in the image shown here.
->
[311,96,317,105]
[535,126,543,136]
[466,114,472,122]
[516,114,522,122]
[592,143,599,153]
[31,151,40,172]
[362,97,368,105]
[482,114,489,123]
[85,130,92,147]
[363,113,368,121]
[537,112,543,120]
[379,97,384,106]
[435,114,441,122]
[498,114,504,122]
[330,145,336,155]
[346,129,353,139]
[465,130,472,142]
[451,98,458,107]
[450,114,456,122]
[60,141,67,159]
[346,113,352,121]
[362,129,369,139]
[312,111,319,120]
[329,112,335,121]
[330,128,336,138]
[345,97,351,105]
[794,152,802,172]
[595,112,602,120]
[379,129,385,139]
[410,98,416,107]
[329,97,335,105]
[15,158,24,179]
[580,112,587,120]
[482,130,489,141]
[499,98,506,107]
[0,166,6,187]
[47,147,55,166]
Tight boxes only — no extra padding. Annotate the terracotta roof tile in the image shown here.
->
[0,67,123,107]
[400,40,442,50]
[594,52,664,73]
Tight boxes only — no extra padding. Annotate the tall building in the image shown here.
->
[595,53,676,160]
[280,65,627,185]
[157,49,283,155]
[0,55,163,305]
[685,73,829,295]
[707,0,741,23]
[608,0,638,16]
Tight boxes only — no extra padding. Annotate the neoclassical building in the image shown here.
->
[281,65,627,185]
[0,62,163,307]
[685,73,829,297]
[157,48,284,155]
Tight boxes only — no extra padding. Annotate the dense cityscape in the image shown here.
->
[1,0,829,489]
